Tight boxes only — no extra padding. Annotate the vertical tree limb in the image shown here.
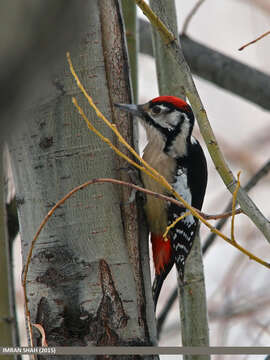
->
[150,0,185,98]
[149,1,209,355]
[179,230,209,360]
[121,1,138,103]
[0,146,13,356]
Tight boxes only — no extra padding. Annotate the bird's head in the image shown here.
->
[115,96,195,156]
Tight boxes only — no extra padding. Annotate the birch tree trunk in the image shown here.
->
[8,0,156,355]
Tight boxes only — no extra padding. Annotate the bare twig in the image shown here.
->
[163,212,191,240]
[231,171,241,242]
[209,296,270,320]
[182,0,206,34]
[239,30,270,51]
[32,324,48,346]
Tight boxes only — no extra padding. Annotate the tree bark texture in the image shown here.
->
[0,0,90,138]
[150,0,185,98]
[179,230,209,359]
[121,1,138,103]
[8,0,156,356]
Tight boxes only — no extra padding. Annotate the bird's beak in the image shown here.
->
[114,103,141,117]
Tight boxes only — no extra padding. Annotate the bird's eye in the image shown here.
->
[151,105,162,115]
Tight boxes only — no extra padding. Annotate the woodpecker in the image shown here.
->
[115,96,207,308]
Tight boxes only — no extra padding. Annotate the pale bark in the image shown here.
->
[0,0,89,138]
[8,0,156,355]
[121,1,138,103]
[150,0,185,98]
[178,230,209,360]
[0,147,13,358]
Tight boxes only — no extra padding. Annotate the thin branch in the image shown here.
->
[163,211,191,240]
[182,0,206,34]
[32,324,48,346]
[134,0,175,45]
[239,30,270,51]
[231,171,241,242]
[209,296,270,320]
[203,208,242,220]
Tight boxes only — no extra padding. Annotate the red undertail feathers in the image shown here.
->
[151,233,172,275]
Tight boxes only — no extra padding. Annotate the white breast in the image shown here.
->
[173,168,195,228]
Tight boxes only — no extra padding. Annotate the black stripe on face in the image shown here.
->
[143,111,188,154]
[164,114,185,153]
[143,112,171,138]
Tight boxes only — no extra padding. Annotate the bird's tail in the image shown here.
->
[152,260,174,309]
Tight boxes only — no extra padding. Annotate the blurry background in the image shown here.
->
[3,0,270,359]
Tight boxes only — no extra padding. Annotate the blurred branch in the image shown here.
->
[0,146,13,353]
[0,0,89,138]
[230,172,241,243]
[121,0,138,102]
[239,30,270,51]
[139,19,270,112]
[182,0,206,34]
[209,295,270,320]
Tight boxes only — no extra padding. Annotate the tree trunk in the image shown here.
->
[8,0,156,356]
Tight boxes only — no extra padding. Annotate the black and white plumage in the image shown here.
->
[115,96,207,309]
